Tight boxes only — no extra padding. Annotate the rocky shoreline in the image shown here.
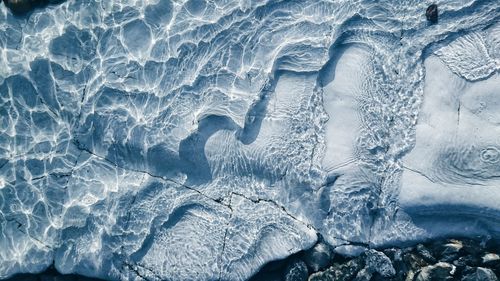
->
[4,237,500,281]
[252,237,500,281]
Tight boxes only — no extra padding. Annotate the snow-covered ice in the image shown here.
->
[400,56,500,239]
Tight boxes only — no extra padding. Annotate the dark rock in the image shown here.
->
[438,240,463,262]
[303,241,334,272]
[403,252,428,271]
[365,249,396,278]
[462,239,485,256]
[453,255,481,276]
[382,248,399,261]
[309,256,364,281]
[350,250,396,281]
[297,238,500,281]
[402,246,415,254]
[2,0,66,15]
[415,262,455,281]
[441,254,460,263]
[3,0,35,15]
[417,244,437,264]
[284,259,308,281]
[354,268,372,281]
[482,253,500,276]
[426,4,438,24]
[442,240,463,254]
[461,267,498,281]
[387,248,409,281]
[455,255,481,267]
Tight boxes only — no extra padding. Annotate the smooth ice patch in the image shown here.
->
[321,45,371,173]
[400,56,500,238]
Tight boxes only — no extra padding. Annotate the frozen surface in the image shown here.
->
[322,45,368,173]
[400,56,500,238]
[401,22,500,239]
[0,0,500,280]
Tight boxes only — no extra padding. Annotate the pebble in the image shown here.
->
[461,267,498,281]
[417,244,437,264]
[483,253,500,264]
[415,262,455,281]
[365,249,396,278]
[426,4,438,24]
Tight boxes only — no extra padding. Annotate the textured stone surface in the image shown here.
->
[462,267,498,281]
[299,238,499,281]
[365,249,396,278]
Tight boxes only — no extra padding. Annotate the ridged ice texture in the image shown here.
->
[1,0,500,280]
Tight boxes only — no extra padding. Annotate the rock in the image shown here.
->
[483,253,500,264]
[303,241,334,272]
[2,0,65,15]
[403,252,428,271]
[415,262,455,281]
[426,4,438,24]
[462,239,485,256]
[461,267,498,281]
[385,248,409,281]
[354,268,372,281]
[383,248,400,261]
[309,257,365,281]
[417,244,437,264]
[482,253,500,273]
[365,249,396,278]
[406,270,416,281]
[284,259,308,281]
[442,240,463,254]
[439,240,463,262]
[3,0,35,14]
[455,255,481,266]
[453,255,481,276]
